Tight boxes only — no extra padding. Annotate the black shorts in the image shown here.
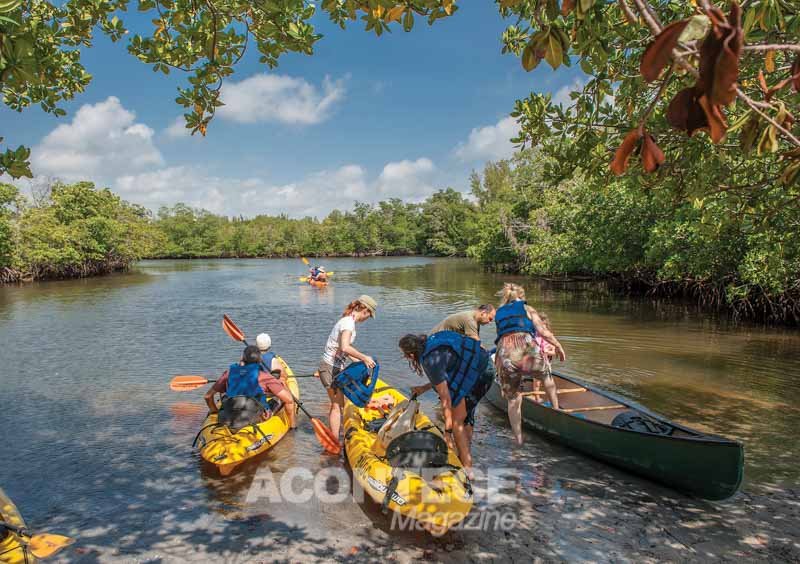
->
[464,362,495,427]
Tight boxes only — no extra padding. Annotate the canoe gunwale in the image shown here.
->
[545,371,744,447]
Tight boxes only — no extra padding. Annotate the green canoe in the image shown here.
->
[485,371,744,500]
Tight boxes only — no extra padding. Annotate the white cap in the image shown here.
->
[255,333,271,352]
[318,267,326,272]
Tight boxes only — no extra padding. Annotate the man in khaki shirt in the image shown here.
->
[431,305,496,340]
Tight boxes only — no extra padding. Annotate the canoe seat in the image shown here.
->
[522,387,586,396]
[563,404,625,414]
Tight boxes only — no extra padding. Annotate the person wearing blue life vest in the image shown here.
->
[495,282,566,446]
[400,331,493,473]
[204,344,296,429]
[309,265,328,282]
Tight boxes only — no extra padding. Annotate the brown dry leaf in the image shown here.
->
[499,0,521,9]
[385,5,405,23]
[610,128,643,176]
[640,19,690,82]
[698,94,727,143]
[666,86,708,137]
[792,55,800,92]
[710,1,742,105]
[765,50,775,73]
[757,125,778,155]
[641,133,665,173]
[697,2,741,106]
[443,0,454,16]
[757,69,768,94]
[561,0,576,16]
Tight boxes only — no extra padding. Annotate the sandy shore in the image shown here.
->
[50,408,800,564]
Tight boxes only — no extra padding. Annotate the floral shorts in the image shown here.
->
[494,333,551,398]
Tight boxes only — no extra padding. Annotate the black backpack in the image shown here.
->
[385,431,449,470]
[611,410,673,435]
[218,396,268,432]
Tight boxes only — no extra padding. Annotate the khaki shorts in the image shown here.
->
[317,360,344,389]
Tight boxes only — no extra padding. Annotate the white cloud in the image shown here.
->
[112,157,441,218]
[551,77,587,108]
[376,158,435,200]
[218,74,346,125]
[32,96,164,180]
[163,117,190,139]
[114,164,371,218]
[454,116,519,162]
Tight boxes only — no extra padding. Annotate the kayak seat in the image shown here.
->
[219,396,270,432]
[385,431,449,471]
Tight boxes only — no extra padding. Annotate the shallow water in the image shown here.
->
[1,257,798,560]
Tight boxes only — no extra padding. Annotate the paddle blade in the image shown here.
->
[298,277,309,282]
[312,418,341,455]
[170,375,212,391]
[29,533,74,559]
[301,257,310,265]
[222,314,245,343]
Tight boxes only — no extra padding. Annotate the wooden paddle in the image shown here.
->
[0,522,74,559]
[221,314,342,455]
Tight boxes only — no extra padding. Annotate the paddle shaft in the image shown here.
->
[0,521,27,536]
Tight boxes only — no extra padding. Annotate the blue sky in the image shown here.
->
[2,3,584,217]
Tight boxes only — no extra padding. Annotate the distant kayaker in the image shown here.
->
[204,345,297,429]
[430,304,496,340]
[400,331,494,473]
[494,282,566,445]
[316,295,377,444]
[309,266,328,282]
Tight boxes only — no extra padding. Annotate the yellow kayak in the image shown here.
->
[0,488,32,564]
[194,357,299,476]
[343,379,473,535]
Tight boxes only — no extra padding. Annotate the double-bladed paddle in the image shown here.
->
[169,373,324,391]
[221,314,341,455]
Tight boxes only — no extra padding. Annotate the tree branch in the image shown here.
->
[631,0,661,35]
[735,86,800,147]
[743,44,800,53]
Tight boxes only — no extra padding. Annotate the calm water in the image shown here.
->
[1,257,799,557]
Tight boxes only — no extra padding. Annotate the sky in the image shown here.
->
[1,3,585,218]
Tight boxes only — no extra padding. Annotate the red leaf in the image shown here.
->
[640,19,690,82]
[698,94,727,143]
[561,0,575,16]
[792,55,800,92]
[610,128,643,176]
[666,86,709,137]
[640,133,665,173]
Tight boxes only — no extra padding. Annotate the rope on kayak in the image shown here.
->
[192,423,219,448]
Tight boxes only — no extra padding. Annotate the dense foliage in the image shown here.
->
[0,181,163,281]
[466,150,800,325]
[0,181,478,281]
[152,188,476,258]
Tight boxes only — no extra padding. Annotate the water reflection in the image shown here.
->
[1,256,799,558]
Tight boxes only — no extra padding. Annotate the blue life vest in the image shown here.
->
[494,300,536,343]
[261,352,276,372]
[226,362,268,408]
[311,268,320,277]
[422,331,489,407]
[334,361,379,407]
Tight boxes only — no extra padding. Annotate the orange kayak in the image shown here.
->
[308,279,329,287]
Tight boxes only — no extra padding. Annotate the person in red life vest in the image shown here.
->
[204,345,296,429]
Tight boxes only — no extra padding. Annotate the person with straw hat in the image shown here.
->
[316,295,377,446]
